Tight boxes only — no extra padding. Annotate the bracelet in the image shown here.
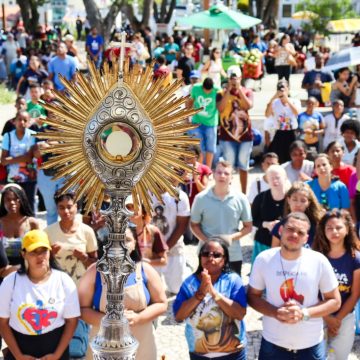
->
[195,290,205,301]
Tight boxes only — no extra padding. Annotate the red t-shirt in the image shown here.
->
[187,163,212,206]
[332,164,355,187]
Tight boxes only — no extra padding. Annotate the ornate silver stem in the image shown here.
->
[91,191,139,359]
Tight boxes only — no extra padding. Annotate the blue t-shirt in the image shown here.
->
[297,111,323,142]
[2,129,37,183]
[307,178,350,210]
[86,35,104,56]
[164,43,180,63]
[48,55,77,91]
[301,69,334,103]
[173,272,247,355]
[271,219,315,248]
[327,250,360,310]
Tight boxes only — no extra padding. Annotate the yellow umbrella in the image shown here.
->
[327,19,360,33]
[291,11,318,20]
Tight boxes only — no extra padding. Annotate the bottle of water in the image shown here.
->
[328,348,336,360]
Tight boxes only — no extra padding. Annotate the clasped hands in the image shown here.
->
[275,300,303,324]
[197,269,217,298]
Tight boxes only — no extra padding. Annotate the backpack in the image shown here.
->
[69,319,90,358]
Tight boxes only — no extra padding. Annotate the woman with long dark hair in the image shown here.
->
[0,184,39,265]
[78,227,167,360]
[173,237,247,360]
[313,210,360,359]
[0,230,80,360]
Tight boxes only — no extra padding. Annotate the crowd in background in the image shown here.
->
[0,18,359,360]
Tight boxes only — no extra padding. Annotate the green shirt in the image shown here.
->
[27,100,46,119]
[191,83,220,127]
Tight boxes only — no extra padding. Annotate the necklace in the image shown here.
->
[279,251,302,302]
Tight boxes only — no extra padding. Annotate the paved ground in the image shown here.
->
[0,66,359,359]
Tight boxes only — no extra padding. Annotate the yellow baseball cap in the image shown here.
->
[22,230,52,252]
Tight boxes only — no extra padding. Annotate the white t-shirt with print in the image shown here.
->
[323,113,350,150]
[271,98,301,131]
[0,270,80,335]
[151,188,190,256]
[249,247,338,350]
[339,138,360,166]
[44,222,98,284]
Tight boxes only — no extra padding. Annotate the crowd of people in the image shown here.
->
[0,18,359,360]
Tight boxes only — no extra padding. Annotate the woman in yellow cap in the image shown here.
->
[0,229,80,360]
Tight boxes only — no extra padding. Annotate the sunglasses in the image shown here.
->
[200,251,224,259]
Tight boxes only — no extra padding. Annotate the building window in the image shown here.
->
[282,4,292,18]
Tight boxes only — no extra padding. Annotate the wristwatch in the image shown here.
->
[302,308,310,321]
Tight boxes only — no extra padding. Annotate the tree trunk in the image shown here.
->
[142,0,154,28]
[16,0,31,32]
[83,0,123,42]
[164,0,176,24]
[262,0,279,28]
[29,0,40,34]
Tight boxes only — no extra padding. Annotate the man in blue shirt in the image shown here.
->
[302,53,334,105]
[48,42,77,92]
[86,26,104,68]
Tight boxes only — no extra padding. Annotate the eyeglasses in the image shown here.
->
[200,251,224,259]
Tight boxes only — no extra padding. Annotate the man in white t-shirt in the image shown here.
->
[151,187,191,294]
[248,212,340,359]
[247,152,279,204]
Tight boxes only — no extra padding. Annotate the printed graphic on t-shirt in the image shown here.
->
[279,278,304,304]
[18,299,58,335]
[277,114,292,130]
[189,296,242,354]
[220,100,249,141]
[333,268,351,294]
[152,205,169,235]
[197,96,213,117]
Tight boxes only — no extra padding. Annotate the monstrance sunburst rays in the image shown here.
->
[36,58,200,214]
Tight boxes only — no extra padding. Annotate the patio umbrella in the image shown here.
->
[323,47,360,72]
[291,11,318,20]
[327,19,360,33]
[178,4,261,30]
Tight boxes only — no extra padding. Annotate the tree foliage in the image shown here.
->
[296,0,358,35]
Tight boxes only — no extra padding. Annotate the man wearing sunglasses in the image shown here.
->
[190,160,252,276]
[248,212,341,360]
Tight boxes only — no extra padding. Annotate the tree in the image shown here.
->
[83,0,157,42]
[250,0,279,29]
[296,0,358,36]
[17,0,48,34]
[153,0,176,24]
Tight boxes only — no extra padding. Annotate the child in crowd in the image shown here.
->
[281,140,314,183]
[313,210,360,359]
[339,119,360,166]
[297,97,324,153]
[326,141,355,187]
[271,181,324,248]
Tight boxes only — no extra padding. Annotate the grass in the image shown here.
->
[0,84,16,105]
